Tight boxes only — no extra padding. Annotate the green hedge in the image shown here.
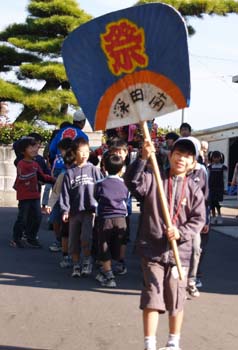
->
[0,122,52,145]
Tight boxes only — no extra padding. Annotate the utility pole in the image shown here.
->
[181,108,185,124]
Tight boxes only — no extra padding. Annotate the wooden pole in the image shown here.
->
[140,121,184,280]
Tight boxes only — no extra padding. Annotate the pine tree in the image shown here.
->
[136,0,238,35]
[0,0,92,124]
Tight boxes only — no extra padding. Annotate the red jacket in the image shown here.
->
[14,159,54,200]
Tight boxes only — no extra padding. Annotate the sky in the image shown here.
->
[1,0,238,131]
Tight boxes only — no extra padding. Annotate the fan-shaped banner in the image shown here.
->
[62,3,190,131]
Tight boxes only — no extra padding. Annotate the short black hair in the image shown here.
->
[60,121,71,129]
[17,137,37,154]
[109,138,128,152]
[57,137,73,151]
[179,123,192,132]
[104,154,124,175]
[28,132,43,143]
[71,137,89,153]
[208,150,224,163]
[63,149,75,166]
[165,132,179,141]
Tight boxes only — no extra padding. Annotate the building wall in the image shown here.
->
[0,145,16,207]
[208,139,229,166]
[194,122,238,167]
[0,131,102,207]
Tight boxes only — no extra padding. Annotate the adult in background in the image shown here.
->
[49,109,89,163]
[199,140,209,166]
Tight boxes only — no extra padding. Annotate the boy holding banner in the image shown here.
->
[125,137,206,350]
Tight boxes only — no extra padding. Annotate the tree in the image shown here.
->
[136,0,238,35]
[0,0,92,124]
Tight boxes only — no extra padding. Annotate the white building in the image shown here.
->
[194,122,238,182]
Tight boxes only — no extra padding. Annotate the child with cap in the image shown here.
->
[49,109,88,163]
[124,136,206,350]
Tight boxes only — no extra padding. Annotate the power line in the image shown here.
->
[190,52,238,63]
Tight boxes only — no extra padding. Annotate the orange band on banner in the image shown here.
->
[95,70,187,130]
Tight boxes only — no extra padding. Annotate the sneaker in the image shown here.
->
[101,277,117,288]
[95,271,106,283]
[71,264,81,278]
[26,239,42,248]
[10,239,25,248]
[49,241,61,252]
[59,256,73,268]
[96,270,116,288]
[187,282,200,297]
[196,278,203,288]
[217,216,223,224]
[101,270,116,288]
[113,261,127,275]
[81,257,93,277]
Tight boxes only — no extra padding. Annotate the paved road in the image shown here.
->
[0,207,237,350]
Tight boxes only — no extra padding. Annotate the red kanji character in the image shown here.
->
[101,19,148,76]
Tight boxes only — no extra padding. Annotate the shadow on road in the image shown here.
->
[1,208,238,296]
[0,346,50,350]
[0,208,141,295]
[197,229,238,295]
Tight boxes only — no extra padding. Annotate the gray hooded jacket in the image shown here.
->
[124,159,206,267]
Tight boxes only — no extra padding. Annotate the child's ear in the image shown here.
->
[193,158,197,167]
[190,158,197,170]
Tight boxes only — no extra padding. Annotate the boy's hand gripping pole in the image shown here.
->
[140,121,184,280]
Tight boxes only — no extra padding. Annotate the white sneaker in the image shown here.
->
[81,257,93,276]
[59,256,73,268]
[187,282,200,297]
[196,278,203,288]
[72,264,81,278]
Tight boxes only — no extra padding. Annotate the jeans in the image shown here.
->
[13,199,42,241]
[188,232,201,283]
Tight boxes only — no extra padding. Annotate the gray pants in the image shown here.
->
[68,212,94,255]
[188,233,201,283]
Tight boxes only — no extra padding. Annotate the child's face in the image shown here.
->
[110,147,128,161]
[166,138,175,149]
[23,145,36,160]
[180,127,191,137]
[212,156,221,164]
[75,144,90,166]
[31,142,41,157]
[59,148,67,157]
[169,150,195,176]
[33,141,41,156]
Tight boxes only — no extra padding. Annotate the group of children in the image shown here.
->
[10,120,230,350]
[11,130,132,289]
